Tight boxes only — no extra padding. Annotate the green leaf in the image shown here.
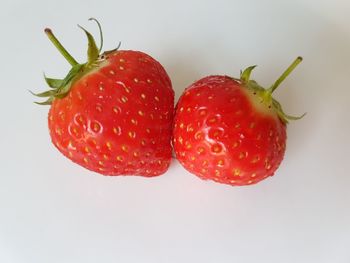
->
[34,63,85,105]
[103,42,122,56]
[29,89,56,97]
[44,75,64,89]
[88,18,104,52]
[59,64,85,86]
[284,112,307,121]
[34,97,54,105]
[55,84,72,97]
[50,63,84,98]
[272,98,306,124]
[78,25,99,64]
[62,64,84,85]
[240,65,257,83]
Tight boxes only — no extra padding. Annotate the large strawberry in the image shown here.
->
[173,57,304,186]
[34,19,174,176]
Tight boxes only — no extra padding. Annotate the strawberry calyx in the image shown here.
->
[238,57,305,124]
[33,18,119,105]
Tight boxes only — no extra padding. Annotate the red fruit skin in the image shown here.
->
[48,50,174,176]
[173,75,286,186]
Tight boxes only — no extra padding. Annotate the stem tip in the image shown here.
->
[44,28,52,34]
[268,56,303,94]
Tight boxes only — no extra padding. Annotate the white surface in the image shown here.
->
[1,0,350,262]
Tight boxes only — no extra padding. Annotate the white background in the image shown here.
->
[1,0,350,262]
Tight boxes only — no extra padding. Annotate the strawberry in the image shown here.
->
[173,57,304,186]
[33,19,174,177]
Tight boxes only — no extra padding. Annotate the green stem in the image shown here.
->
[44,28,78,66]
[268,56,303,93]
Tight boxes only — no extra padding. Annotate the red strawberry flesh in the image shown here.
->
[49,50,174,176]
[173,57,303,186]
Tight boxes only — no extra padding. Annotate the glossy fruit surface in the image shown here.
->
[173,58,303,185]
[35,20,174,176]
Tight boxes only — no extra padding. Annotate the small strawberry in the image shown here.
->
[173,57,304,186]
[33,19,174,177]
